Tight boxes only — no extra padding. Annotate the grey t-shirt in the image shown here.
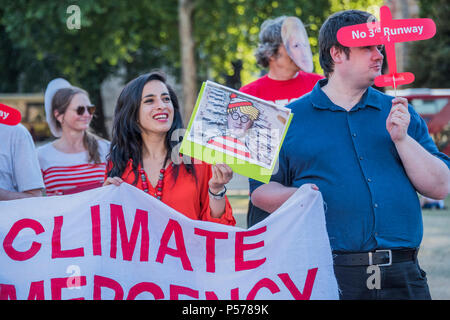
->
[0,124,44,192]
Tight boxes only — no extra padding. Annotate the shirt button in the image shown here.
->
[374,203,378,208]
[367,178,372,182]
[359,156,364,160]
[352,133,357,137]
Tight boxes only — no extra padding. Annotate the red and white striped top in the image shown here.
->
[207,135,252,159]
[41,163,107,195]
[37,140,110,196]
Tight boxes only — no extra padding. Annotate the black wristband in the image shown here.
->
[208,185,227,199]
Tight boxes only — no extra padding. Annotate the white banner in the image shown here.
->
[0,183,338,300]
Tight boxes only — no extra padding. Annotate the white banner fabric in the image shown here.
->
[0,183,338,300]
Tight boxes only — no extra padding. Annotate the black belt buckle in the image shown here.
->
[371,249,392,266]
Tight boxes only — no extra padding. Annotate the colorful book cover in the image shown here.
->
[180,81,293,183]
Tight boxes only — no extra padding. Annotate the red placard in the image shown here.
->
[374,72,415,88]
[337,5,436,90]
[0,103,22,126]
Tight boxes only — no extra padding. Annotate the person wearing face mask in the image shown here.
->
[240,16,322,107]
[0,121,44,201]
[37,79,110,196]
[240,16,323,227]
[104,71,235,225]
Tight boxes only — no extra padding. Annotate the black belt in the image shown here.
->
[333,248,418,267]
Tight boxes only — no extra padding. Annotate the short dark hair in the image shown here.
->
[319,10,372,78]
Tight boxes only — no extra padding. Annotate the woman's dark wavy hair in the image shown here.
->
[106,71,195,185]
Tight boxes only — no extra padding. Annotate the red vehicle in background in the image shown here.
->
[387,88,450,156]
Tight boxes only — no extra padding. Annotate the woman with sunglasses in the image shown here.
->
[104,71,235,225]
[37,78,110,195]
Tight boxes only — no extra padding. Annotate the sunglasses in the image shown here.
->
[75,105,96,116]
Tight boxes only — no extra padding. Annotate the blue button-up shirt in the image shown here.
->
[250,79,450,252]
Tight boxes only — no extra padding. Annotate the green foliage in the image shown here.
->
[0,0,172,90]
[1,0,386,103]
[408,0,450,88]
[193,0,330,84]
[0,0,177,137]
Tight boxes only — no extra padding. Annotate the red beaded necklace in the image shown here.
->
[139,157,169,200]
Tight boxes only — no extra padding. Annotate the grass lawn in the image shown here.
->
[227,194,249,229]
[419,195,450,300]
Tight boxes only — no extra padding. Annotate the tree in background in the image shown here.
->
[179,0,197,123]
[0,0,172,138]
[167,0,383,123]
[0,0,383,136]
[408,0,449,88]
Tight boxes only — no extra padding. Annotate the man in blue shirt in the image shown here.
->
[251,10,450,299]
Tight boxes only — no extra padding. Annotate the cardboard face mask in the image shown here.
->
[281,17,313,73]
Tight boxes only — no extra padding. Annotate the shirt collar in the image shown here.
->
[310,78,382,112]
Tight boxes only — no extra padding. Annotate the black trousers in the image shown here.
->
[333,260,432,300]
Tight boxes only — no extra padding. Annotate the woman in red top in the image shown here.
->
[104,71,235,225]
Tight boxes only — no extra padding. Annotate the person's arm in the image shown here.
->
[10,125,45,198]
[251,181,319,213]
[0,188,43,201]
[251,181,297,213]
[208,164,233,218]
[394,135,449,199]
[387,97,450,199]
[250,145,297,213]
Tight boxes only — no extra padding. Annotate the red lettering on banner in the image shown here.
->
[3,218,44,261]
[28,281,45,300]
[93,275,124,300]
[235,226,267,271]
[246,278,280,300]
[156,219,193,271]
[52,216,84,258]
[91,205,102,256]
[110,204,150,261]
[0,269,320,300]
[230,287,240,300]
[278,268,318,300]
[194,228,228,273]
[127,282,165,300]
[0,284,17,300]
[51,276,87,300]
[204,291,219,300]
[170,284,199,300]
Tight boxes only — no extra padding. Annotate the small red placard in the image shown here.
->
[0,103,22,126]
[337,5,436,89]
